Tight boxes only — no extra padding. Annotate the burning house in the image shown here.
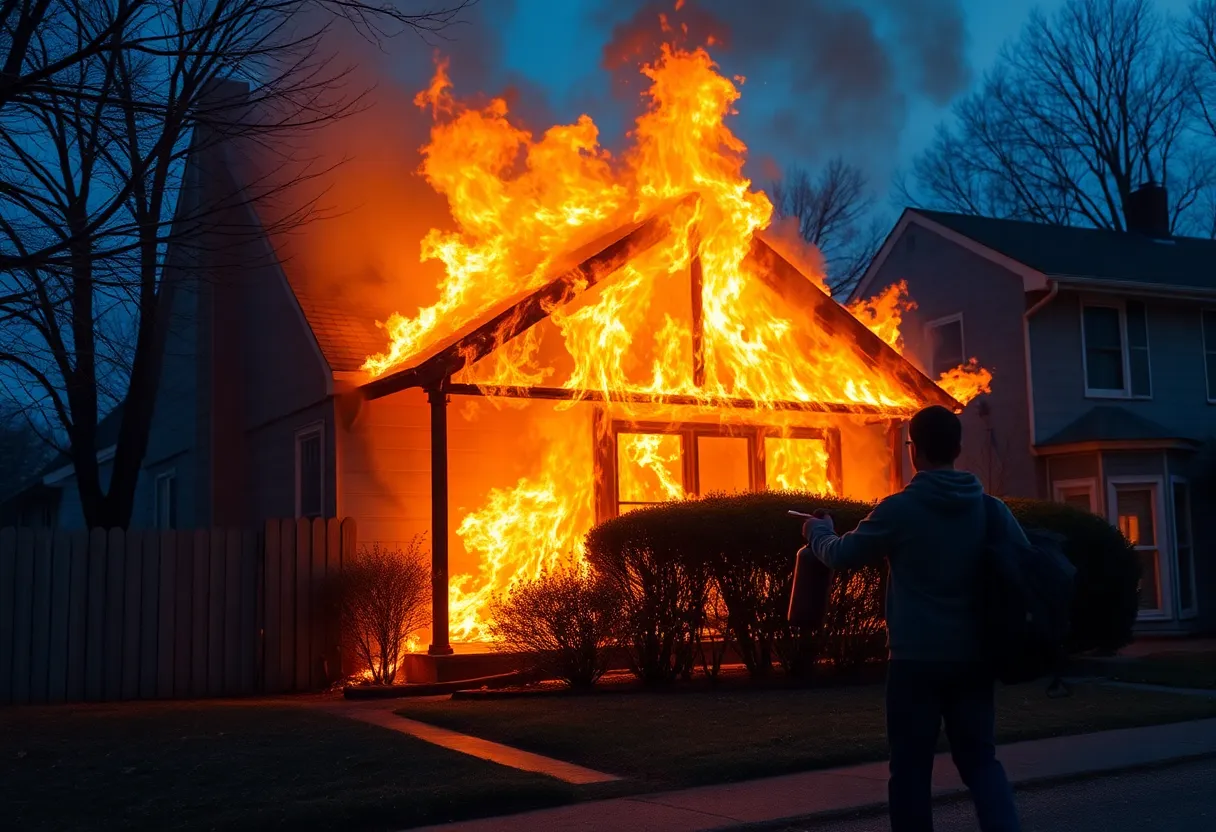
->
[110,42,989,670]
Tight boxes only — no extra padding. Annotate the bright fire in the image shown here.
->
[362,34,991,641]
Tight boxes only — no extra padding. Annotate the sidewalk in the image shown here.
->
[411,717,1216,832]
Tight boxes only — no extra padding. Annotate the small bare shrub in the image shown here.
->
[489,563,622,689]
[337,539,430,685]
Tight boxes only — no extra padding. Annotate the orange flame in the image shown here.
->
[364,38,992,641]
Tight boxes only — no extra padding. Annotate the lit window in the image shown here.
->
[1112,484,1162,613]
[616,432,684,514]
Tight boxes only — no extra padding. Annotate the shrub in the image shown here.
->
[585,503,713,685]
[336,539,430,685]
[585,490,1141,680]
[489,563,622,689]
[1004,499,1139,654]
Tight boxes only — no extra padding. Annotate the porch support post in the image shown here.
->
[427,382,454,656]
[888,420,907,494]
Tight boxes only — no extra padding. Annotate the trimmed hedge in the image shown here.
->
[585,491,1139,682]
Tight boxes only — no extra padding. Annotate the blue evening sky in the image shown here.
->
[494,0,1195,201]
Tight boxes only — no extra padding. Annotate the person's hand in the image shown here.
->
[802,511,835,541]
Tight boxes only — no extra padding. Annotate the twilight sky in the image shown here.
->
[466,0,1194,205]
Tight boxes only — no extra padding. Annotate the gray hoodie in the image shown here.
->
[809,470,1027,663]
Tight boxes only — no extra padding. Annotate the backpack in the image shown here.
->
[981,495,1077,685]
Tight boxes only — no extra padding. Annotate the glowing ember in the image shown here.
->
[362,31,993,641]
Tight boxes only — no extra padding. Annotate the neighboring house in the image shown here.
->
[854,183,1216,634]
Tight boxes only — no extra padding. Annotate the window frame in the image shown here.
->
[1106,475,1170,619]
[597,419,842,521]
[1052,477,1097,513]
[1202,308,1216,404]
[154,469,177,530]
[1169,476,1198,619]
[1080,300,1152,400]
[925,313,966,380]
[294,423,325,519]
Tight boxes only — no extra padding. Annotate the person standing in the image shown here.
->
[802,405,1022,832]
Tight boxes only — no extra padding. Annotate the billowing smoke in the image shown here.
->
[596,0,971,173]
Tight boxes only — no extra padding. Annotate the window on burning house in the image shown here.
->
[295,425,324,519]
[764,435,833,494]
[695,435,751,495]
[616,432,685,513]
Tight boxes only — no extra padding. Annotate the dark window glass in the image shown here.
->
[1083,306,1124,391]
[929,319,964,379]
[1173,482,1195,613]
[297,432,323,518]
[1126,302,1150,396]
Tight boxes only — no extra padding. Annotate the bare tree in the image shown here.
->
[0,1,471,528]
[0,402,51,502]
[905,0,1207,231]
[769,158,885,294]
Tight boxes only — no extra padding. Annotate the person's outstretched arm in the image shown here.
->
[806,500,897,570]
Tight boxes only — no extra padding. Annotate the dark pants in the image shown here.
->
[886,660,1019,832]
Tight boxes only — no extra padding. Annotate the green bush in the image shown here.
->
[1003,498,1139,654]
[586,491,1140,682]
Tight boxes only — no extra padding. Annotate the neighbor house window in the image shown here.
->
[295,426,324,518]
[1203,310,1216,402]
[1082,302,1150,397]
[1053,479,1096,514]
[926,315,964,379]
[154,472,177,529]
[1109,480,1166,616]
[1172,479,1197,617]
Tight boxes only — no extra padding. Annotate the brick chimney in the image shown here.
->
[1124,181,1170,238]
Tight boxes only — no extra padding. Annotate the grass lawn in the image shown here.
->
[0,699,577,831]
[396,682,1216,788]
[1105,650,1216,689]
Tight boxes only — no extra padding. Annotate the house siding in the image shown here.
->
[1029,291,1215,444]
[858,224,1037,497]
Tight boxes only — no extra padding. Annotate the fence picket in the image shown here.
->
[191,530,209,697]
[173,531,193,698]
[140,533,161,699]
[294,518,312,692]
[103,528,126,701]
[310,518,327,688]
[0,528,16,704]
[47,531,72,702]
[122,530,144,700]
[323,517,342,685]
[224,530,242,694]
[158,531,178,699]
[208,530,226,697]
[85,529,107,701]
[12,530,35,704]
[339,518,357,679]
[29,530,53,701]
[263,519,282,693]
[65,531,89,701]
[279,519,297,691]
[238,530,259,695]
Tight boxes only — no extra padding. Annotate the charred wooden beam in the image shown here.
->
[746,236,961,412]
[360,196,698,402]
[689,227,706,389]
[444,382,918,416]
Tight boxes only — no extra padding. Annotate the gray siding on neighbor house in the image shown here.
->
[245,400,337,523]
[859,224,1038,497]
[1029,291,1215,445]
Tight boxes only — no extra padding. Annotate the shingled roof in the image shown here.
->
[911,210,1216,292]
[1039,405,1199,449]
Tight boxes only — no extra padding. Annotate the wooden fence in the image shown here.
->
[0,518,356,705]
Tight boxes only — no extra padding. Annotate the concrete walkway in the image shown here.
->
[410,717,1216,832]
[326,700,620,786]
